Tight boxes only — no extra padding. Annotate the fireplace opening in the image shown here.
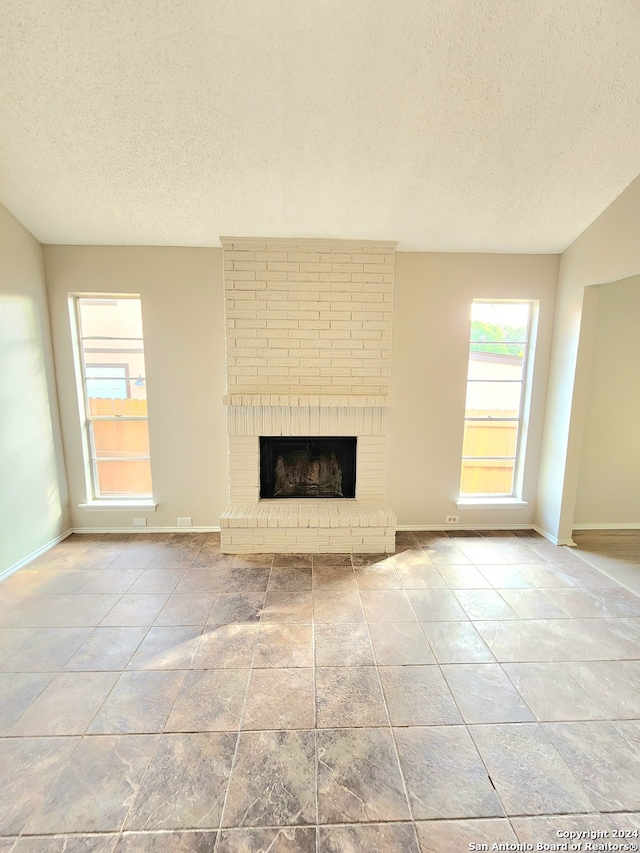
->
[260,437,357,499]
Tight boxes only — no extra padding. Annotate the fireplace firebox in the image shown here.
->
[259,437,357,499]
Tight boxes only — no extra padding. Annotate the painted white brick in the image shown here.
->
[222,239,396,547]
[319,272,352,282]
[300,262,332,272]
[320,291,351,302]
[288,252,320,262]
[299,320,330,330]
[268,262,299,272]
[255,251,288,262]
[234,261,267,271]
[226,250,256,261]
[319,311,351,321]
[364,263,394,274]
[320,252,351,263]
[332,263,363,273]
[330,281,363,291]
[228,289,257,300]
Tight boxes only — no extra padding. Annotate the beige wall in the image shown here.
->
[389,252,559,527]
[574,275,640,525]
[44,244,559,533]
[0,205,70,573]
[536,174,640,542]
[45,245,227,530]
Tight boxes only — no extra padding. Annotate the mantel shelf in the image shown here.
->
[223,394,390,409]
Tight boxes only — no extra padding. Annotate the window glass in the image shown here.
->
[74,296,152,499]
[460,301,533,497]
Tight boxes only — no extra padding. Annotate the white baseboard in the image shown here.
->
[532,525,576,547]
[0,529,74,582]
[71,526,222,534]
[572,523,640,531]
[396,524,534,532]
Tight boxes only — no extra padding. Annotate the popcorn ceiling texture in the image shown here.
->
[1,2,640,251]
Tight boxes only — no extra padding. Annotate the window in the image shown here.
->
[72,296,153,500]
[459,300,536,498]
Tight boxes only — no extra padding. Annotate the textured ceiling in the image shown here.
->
[1,1,639,252]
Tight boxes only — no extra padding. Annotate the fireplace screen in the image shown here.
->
[259,437,357,499]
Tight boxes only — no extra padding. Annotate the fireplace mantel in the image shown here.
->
[223,394,390,408]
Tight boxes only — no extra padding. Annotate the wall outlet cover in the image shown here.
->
[133,517,147,527]
[445,515,459,524]
[177,517,192,527]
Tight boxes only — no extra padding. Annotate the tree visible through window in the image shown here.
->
[460,301,534,497]
[73,296,152,499]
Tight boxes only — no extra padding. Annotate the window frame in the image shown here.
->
[70,294,155,505]
[458,299,538,502]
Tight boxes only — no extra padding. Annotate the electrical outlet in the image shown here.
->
[133,517,147,527]
[177,517,192,528]
[445,515,459,524]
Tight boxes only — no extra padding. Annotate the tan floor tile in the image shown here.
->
[318,823,419,852]
[395,726,504,819]
[154,593,217,626]
[354,558,403,589]
[421,621,495,663]
[502,662,609,721]
[313,591,364,622]
[100,595,169,627]
[379,665,462,726]
[511,814,610,846]
[407,590,468,621]
[126,626,202,670]
[166,669,249,732]
[470,723,594,815]
[368,621,435,665]
[222,730,315,827]
[191,624,259,669]
[317,727,410,824]
[545,721,640,812]
[453,589,520,620]
[0,672,54,735]
[261,591,313,623]
[441,663,534,723]
[126,732,236,830]
[314,622,375,666]
[360,589,417,622]
[217,827,315,852]
[415,818,517,853]
[564,660,640,718]
[64,626,148,671]
[0,737,80,835]
[316,666,387,727]
[267,566,313,592]
[253,624,313,668]
[241,668,314,729]
[9,671,119,736]
[28,735,158,834]
[88,670,185,734]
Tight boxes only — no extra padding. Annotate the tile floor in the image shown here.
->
[0,530,639,852]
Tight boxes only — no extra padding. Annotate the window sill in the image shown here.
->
[455,498,528,509]
[78,500,157,512]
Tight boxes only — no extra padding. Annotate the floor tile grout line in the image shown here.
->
[367,624,416,825]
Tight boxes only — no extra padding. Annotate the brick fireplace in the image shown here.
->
[219,237,397,553]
